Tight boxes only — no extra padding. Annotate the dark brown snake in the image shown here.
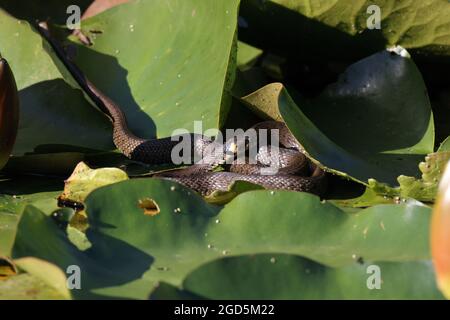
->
[38,23,327,197]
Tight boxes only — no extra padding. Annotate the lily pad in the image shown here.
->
[237,41,262,70]
[151,254,443,300]
[0,257,71,300]
[59,161,128,205]
[11,178,432,299]
[0,10,113,156]
[241,48,434,187]
[439,136,450,152]
[239,0,450,61]
[341,150,450,206]
[69,0,239,138]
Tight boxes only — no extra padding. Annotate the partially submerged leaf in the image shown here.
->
[345,151,450,205]
[204,180,264,205]
[11,179,433,299]
[242,48,434,187]
[397,152,450,201]
[151,254,443,300]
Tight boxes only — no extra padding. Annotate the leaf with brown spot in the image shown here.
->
[138,198,160,216]
[60,162,128,205]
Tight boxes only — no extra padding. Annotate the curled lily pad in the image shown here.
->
[241,48,434,188]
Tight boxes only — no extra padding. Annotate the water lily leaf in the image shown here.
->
[342,150,450,206]
[333,187,397,208]
[0,257,71,300]
[439,136,450,152]
[81,0,131,20]
[69,0,239,139]
[0,209,20,256]
[13,257,71,299]
[397,152,450,201]
[204,180,264,205]
[59,161,128,205]
[0,193,33,256]
[239,0,450,61]
[11,178,432,299]
[241,49,434,187]
[0,10,113,156]
[151,254,444,300]
[0,274,68,300]
[0,175,63,256]
[237,41,262,70]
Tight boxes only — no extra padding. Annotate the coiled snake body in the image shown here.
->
[38,23,326,196]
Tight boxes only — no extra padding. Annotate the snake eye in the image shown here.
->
[229,141,238,154]
[223,141,237,163]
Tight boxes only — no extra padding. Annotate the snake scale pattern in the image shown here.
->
[38,22,327,197]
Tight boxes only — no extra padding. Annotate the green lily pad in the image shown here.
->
[69,0,239,139]
[11,178,432,299]
[0,175,64,256]
[339,150,450,206]
[14,257,71,299]
[0,274,68,300]
[0,257,71,300]
[242,48,434,187]
[0,10,113,156]
[439,136,450,152]
[237,41,262,70]
[239,0,450,61]
[0,0,92,24]
[150,254,443,299]
[59,162,128,205]
[0,208,20,256]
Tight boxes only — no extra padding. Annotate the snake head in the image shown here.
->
[223,135,253,164]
